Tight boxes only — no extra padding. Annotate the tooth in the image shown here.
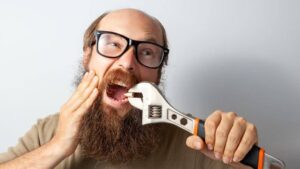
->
[112,81,128,88]
[124,93,133,98]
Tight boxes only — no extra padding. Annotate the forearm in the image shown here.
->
[0,139,67,169]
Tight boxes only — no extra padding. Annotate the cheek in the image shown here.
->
[139,68,159,83]
[87,53,115,82]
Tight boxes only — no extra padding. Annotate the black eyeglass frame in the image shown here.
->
[91,30,169,69]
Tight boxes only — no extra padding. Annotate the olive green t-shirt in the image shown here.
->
[0,114,232,169]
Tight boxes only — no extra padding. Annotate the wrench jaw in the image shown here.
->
[127,82,148,110]
[127,94,143,110]
[127,82,195,134]
[127,82,169,126]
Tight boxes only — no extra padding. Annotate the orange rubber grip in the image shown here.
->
[258,148,265,169]
[193,118,200,135]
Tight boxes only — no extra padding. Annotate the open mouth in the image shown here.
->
[106,84,129,101]
[105,82,130,103]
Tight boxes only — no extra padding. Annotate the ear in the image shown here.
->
[83,47,92,71]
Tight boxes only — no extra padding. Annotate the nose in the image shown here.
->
[117,46,137,71]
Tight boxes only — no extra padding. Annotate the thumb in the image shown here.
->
[186,135,215,160]
[186,135,205,150]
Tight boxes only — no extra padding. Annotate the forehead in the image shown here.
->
[97,9,163,45]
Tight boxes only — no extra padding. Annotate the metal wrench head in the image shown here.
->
[126,82,170,125]
[127,82,197,133]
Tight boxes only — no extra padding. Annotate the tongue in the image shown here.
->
[107,84,128,101]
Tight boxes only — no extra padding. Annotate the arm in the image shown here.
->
[0,71,99,169]
[0,139,67,169]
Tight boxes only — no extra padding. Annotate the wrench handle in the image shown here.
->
[193,118,265,169]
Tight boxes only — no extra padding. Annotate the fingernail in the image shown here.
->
[214,152,222,160]
[194,141,202,150]
[93,76,98,81]
[207,144,213,150]
[233,156,240,162]
[223,156,231,164]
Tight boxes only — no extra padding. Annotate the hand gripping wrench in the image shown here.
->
[125,82,286,169]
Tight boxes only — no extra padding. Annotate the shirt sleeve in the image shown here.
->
[0,113,59,163]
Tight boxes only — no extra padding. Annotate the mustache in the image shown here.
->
[101,68,139,90]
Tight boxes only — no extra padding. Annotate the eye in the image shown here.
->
[106,42,121,48]
[140,49,154,57]
[100,34,125,49]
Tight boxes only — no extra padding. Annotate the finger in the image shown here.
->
[233,123,258,162]
[214,112,236,160]
[62,72,89,108]
[76,88,99,116]
[222,117,247,164]
[67,76,99,113]
[69,70,96,102]
[77,70,95,91]
[186,135,205,150]
[66,71,95,106]
[204,110,222,150]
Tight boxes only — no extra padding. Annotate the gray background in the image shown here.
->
[0,0,299,168]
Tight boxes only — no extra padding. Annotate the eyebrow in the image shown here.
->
[142,35,162,45]
[144,37,158,43]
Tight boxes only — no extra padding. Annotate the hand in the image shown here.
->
[51,70,99,157]
[186,110,258,166]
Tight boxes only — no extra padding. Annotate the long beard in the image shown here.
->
[77,68,160,163]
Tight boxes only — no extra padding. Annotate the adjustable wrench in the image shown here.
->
[125,82,285,169]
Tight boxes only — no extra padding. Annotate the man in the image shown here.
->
[0,8,257,169]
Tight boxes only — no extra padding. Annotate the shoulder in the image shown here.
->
[15,113,60,149]
[0,113,60,163]
[35,113,59,145]
[17,113,60,148]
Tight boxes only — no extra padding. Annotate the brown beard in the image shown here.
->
[78,68,160,163]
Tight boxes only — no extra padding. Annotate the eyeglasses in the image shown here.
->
[92,30,169,69]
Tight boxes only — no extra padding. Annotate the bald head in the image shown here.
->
[82,8,169,81]
[83,8,168,52]
[98,8,164,46]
